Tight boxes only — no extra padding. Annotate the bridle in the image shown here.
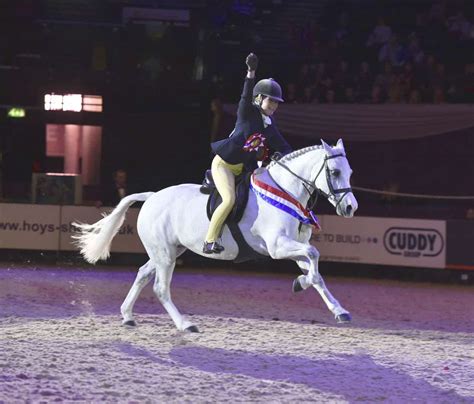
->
[270,153,352,214]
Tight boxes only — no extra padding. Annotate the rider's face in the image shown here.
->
[261,97,279,116]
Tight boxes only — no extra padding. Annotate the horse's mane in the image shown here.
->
[267,144,323,168]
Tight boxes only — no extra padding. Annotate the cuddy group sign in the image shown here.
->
[313,215,446,268]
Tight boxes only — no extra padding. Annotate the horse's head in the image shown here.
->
[314,139,358,218]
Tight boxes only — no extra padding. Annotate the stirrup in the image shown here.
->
[202,241,225,254]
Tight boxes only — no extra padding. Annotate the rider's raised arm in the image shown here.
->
[237,53,258,121]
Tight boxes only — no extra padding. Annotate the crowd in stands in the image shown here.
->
[281,1,474,104]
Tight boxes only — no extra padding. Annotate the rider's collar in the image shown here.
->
[261,113,272,127]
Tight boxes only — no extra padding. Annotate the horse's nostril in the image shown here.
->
[346,205,352,215]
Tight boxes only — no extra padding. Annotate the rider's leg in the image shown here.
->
[204,155,242,252]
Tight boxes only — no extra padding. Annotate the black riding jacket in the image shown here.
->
[211,77,292,172]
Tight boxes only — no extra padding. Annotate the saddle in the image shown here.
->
[200,169,266,263]
[200,170,251,223]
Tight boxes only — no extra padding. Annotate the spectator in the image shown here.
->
[209,97,235,143]
[380,181,400,204]
[324,38,342,67]
[446,11,471,40]
[419,54,437,89]
[334,12,350,41]
[300,85,317,103]
[387,74,403,103]
[400,62,415,99]
[285,82,298,103]
[446,81,463,103]
[300,19,320,55]
[230,0,256,26]
[462,63,474,102]
[100,169,130,207]
[432,63,447,89]
[296,63,312,92]
[324,89,336,103]
[378,34,407,66]
[407,33,425,65]
[428,1,446,25]
[374,62,393,94]
[408,89,422,103]
[433,86,446,103]
[466,208,474,219]
[416,10,429,30]
[333,60,352,91]
[370,85,385,103]
[314,62,326,83]
[343,87,356,103]
[355,61,372,102]
[319,76,334,99]
[366,16,393,48]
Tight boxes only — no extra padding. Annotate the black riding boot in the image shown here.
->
[202,241,225,254]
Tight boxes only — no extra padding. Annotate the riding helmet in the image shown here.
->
[253,78,284,102]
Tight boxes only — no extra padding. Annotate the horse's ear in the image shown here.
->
[336,138,345,150]
[321,139,332,153]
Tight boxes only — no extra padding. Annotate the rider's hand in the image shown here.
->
[246,53,258,71]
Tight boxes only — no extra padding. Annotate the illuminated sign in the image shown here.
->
[7,107,26,118]
[44,94,103,112]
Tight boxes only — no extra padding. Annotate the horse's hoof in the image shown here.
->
[123,320,136,327]
[336,313,352,323]
[292,278,303,293]
[185,325,200,333]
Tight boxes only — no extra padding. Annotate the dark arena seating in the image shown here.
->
[0,0,472,220]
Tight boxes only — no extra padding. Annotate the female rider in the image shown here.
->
[203,53,293,254]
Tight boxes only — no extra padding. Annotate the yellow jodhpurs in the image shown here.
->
[205,155,243,242]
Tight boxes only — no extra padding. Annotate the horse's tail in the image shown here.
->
[72,192,154,264]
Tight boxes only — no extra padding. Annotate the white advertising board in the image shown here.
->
[0,203,61,250]
[0,204,447,268]
[313,215,446,268]
[0,203,144,254]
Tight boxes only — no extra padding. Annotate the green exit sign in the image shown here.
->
[7,107,26,118]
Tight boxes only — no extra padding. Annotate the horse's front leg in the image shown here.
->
[309,272,351,322]
[269,235,351,323]
[294,257,350,321]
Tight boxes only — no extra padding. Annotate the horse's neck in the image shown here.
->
[268,149,323,205]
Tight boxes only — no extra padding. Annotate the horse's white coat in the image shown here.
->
[74,139,358,331]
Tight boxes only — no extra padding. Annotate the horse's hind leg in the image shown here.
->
[152,247,198,332]
[121,260,155,326]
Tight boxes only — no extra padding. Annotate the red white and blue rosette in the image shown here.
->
[243,133,266,152]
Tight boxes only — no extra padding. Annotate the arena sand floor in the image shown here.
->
[0,264,473,403]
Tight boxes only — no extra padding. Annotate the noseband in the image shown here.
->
[270,153,352,213]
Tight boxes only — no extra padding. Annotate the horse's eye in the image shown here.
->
[331,169,341,177]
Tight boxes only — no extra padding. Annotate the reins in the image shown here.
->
[269,152,352,213]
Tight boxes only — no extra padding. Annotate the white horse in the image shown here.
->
[73,139,358,332]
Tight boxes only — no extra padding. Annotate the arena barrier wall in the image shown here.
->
[1,203,471,270]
